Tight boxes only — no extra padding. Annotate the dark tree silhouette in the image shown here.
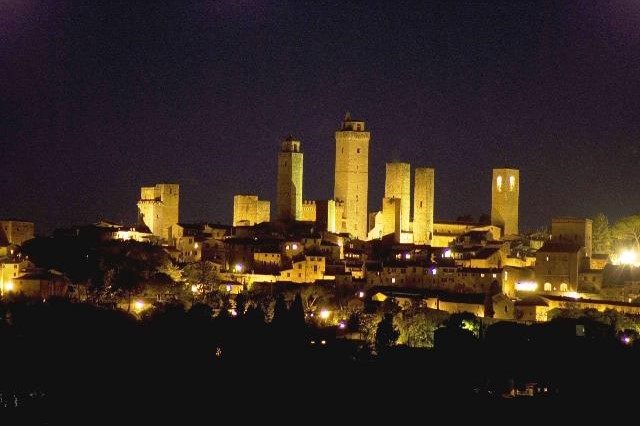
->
[375,313,399,355]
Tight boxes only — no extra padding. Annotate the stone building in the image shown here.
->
[413,168,435,246]
[334,113,369,240]
[0,220,35,247]
[384,162,411,233]
[137,183,179,241]
[551,217,593,258]
[233,195,270,226]
[491,168,519,236]
[277,136,303,222]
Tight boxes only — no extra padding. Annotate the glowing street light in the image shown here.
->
[5,281,14,292]
[618,250,639,266]
[133,300,145,313]
[319,309,330,320]
[234,263,243,273]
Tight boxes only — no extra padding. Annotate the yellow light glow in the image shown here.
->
[234,263,243,273]
[619,250,639,266]
[191,284,198,293]
[404,253,411,260]
[194,243,199,249]
[5,281,14,292]
[515,281,538,292]
[443,249,452,258]
[566,291,579,299]
[496,176,503,192]
[319,309,330,320]
[133,300,145,312]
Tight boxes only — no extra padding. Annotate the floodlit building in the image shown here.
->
[413,168,435,245]
[334,113,369,240]
[137,183,179,241]
[551,217,593,258]
[233,195,270,226]
[0,220,35,247]
[384,162,411,232]
[277,136,303,222]
[491,168,519,236]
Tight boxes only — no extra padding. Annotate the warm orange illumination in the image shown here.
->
[515,281,537,292]
[5,281,14,292]
[319,309,330,320]
[133,300,145,312]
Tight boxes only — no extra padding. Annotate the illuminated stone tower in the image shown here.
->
[334,113,369,240]
[491,168,519,236]
[413,168,435,245]
[137,183,179,241]
[277,136,303,222]
[233,195,270,226]
[385,162,411,232]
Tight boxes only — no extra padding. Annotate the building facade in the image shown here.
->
[0,220,35,247]
[413,168,435,245]
[551,217,593,258]
[384,162,411,233]
[137,183,179,241]
[277,136,303,222]
[233,195,270,226]
[491,168,519,236]
[334,113,369,240]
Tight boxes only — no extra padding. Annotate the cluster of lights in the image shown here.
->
[515,281,538,292]
[616,250,640,267]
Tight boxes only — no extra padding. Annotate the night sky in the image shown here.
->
[3,1,640,234]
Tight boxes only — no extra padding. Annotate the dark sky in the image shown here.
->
[2,1,640,234]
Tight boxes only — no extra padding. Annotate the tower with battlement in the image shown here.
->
[137,183,179,241]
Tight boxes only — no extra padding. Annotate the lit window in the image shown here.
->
[431,268,437,275]
[544,282,552,291]
[391,277,396,284]
[509,175,516,191]
[492,273,497,278]
[292,243,298,250]
[496,176,503,192]
[481,273,485,278]
[560,283,568,292]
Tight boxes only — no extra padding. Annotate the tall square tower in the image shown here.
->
[137,183,179,241]
[385,162,411,232]
[491,168,519,236]
[334,113,370,240]
[277,136,303,222]
[413,168,435,245]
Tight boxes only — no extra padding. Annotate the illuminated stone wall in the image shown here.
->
[137,183,179,241]
[233,195,270,226]
[0,220,35,246]
[384,162,411,232]
[491,168,519,236]
[277,137,303,221]
[334,113,369,240]
[382,197,401,242]
[413,168,435,245]
[301,200,317,222]
[551,217,593,258]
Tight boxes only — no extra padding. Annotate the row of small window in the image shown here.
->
[543,282,568,292]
